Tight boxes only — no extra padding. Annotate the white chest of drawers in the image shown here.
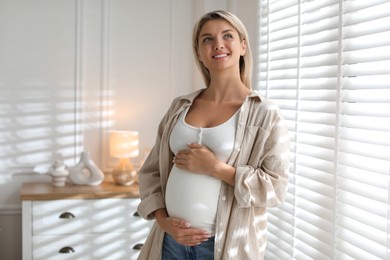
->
[21,181,152,260]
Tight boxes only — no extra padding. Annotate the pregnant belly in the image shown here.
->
[165,166,221,234]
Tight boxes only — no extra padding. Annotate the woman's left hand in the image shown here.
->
[173,143,218,175]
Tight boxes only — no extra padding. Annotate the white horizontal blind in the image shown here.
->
[259,1,299,259]
[258,0,390,259]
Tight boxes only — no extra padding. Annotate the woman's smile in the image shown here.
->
[212,53,230,59]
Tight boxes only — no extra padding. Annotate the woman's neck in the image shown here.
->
[203,83,250,104]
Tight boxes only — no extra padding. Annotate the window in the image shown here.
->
[257,0,390,259]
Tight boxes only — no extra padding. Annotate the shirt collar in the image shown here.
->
[178,88,205,103]
[248,89,263,101]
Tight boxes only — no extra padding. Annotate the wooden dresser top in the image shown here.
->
[20,179,140,200]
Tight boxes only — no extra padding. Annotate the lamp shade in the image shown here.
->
[109,131,139,158]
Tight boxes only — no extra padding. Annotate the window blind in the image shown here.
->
[258,0,390,259]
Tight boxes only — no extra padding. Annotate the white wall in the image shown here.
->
[0,0,258,258]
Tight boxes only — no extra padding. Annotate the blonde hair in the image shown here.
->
[192,10,253,89]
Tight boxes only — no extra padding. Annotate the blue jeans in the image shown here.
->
[161,233,215,260]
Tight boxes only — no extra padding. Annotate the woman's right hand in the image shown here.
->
[154,208,210,246]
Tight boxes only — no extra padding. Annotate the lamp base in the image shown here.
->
[112,158,137,186]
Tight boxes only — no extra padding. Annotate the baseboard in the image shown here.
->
[0,205,21,215]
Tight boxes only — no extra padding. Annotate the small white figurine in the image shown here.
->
[50,160,69,187]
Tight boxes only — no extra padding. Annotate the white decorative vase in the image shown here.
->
[69,152,104,186]
[50,160,69,187]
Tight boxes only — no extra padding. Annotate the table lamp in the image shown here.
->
[109,130,139,185]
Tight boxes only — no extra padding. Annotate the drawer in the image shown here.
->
[32,230,149,260]
[32,198,149,234]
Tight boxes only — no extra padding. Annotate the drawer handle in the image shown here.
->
[133,211,140,217]
[59,246,75,254]
[59,212,75,219]
[133,243,143,250]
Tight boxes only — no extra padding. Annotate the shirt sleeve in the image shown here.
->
[137,99,179,220]
[137,145,166,220]
[234,106,290,208]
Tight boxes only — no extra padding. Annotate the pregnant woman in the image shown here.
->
[137,10,290,260]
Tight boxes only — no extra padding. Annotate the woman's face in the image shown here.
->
[197,19,246,73]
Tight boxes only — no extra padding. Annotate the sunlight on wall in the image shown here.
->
[0,84,115,182]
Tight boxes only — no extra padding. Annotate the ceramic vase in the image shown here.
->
[50,160,69,187]
[69,151,104,186]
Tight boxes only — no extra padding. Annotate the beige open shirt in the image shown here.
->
[137,89,290,260]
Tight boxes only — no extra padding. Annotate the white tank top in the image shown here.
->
[166,106,238,234]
